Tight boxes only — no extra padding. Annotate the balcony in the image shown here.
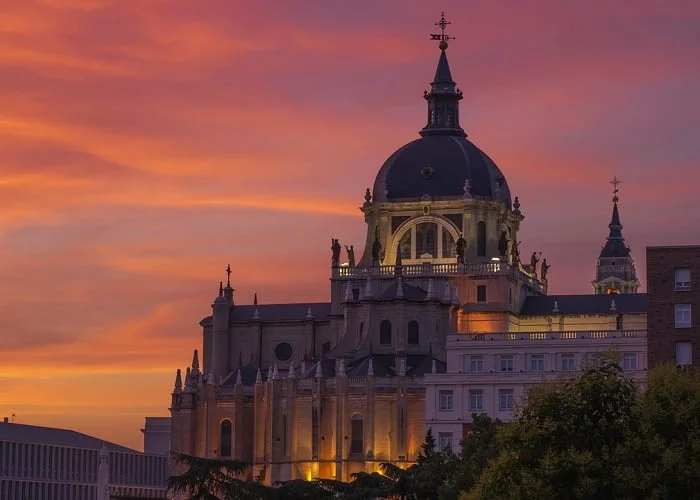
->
[447,330,646,343]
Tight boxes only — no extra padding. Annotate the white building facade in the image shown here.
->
[424,323,647,450]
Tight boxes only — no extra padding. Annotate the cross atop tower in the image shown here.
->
[430,12,455,50]
[610,176,622,203]
[225,264,231,287]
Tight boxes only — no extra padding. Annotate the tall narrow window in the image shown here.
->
[407,321,419,345]
[399,231,412,259]
[220,420,232,457]
[281,414,288,456]
[312,408,319,459]
[416,223,437,258]
[441,228,456,258]
[477,221,487,257]
[350,414,364,454]
[380,320,392,345]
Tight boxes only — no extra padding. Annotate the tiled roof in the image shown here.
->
[520,293,647,316]
[0,422,137,452]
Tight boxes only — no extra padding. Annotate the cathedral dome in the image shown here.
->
[372,134,511,207]
[370,43,511,207]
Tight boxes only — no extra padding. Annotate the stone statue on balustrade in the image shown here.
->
[541,258,550,282]
[345,245,355,267]
[530,251,539,277]
[456,234,467,264]
[331,238,341,267]
[512,240,521,266]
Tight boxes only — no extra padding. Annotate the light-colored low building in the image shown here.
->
[0,421,168,500]
[424,294,647,450]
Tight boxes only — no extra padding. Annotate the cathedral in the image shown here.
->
[169,17,643,485]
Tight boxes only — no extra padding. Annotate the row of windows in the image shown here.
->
[463,352,640,373]
[439,389,515,412]
[0,441,97,482]
[0,480,96,500]
[675,304,693,328]
[379,320,420,345]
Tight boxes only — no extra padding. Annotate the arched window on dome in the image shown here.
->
[441,228,456,258]
[407,321,419,345]
[399,231,412,260]
[380,320,392,345]
[416,223,437,258]
[477,221,487,257]
[220,419,232,457]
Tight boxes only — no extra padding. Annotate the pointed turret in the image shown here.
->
[255,368,262,384]
[315,361,323,378]
[191,349,200,374]
[272,364,279,380]
[235,368,242,386]
[421,15,465,138]
[173,369,182,393]
[592,178,640,294]
[367,357,374,376]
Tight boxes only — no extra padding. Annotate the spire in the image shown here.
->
[223,264,234,304]
[367,357,374,376]
[173,369,182,393]
[235,368,242,385]
[255,368,262,384]
[593,177,639,294]
[253,293,258,305]
[267,365,273,380]
[421,13,464,137]
[184,366,191,391]
[288,362,296,379]
[272,364,279,380]
[315,361,323,378]
[191,349,200,373]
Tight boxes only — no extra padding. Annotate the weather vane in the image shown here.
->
[610,176,622,202]
[430,12,455,49]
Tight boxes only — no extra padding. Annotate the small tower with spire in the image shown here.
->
[592,177,640,294]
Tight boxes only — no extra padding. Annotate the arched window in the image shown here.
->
[399,231,412,259]
[477,221,487,257]
[416,223,437,258]
[407,321,419,345]
[220,420,232,457]
[441,228,456,258]
[350,414,364,454]
[380,320,392,345]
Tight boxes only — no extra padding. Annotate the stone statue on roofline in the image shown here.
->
[530,251,539,277]
[371,227,382,265]
[456,234,467,264]
[331,238,341,267]
[541,258,550,282]
[345,245,356,267]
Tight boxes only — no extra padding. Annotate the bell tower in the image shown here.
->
[592,177,640,294]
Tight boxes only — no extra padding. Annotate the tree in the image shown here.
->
[439,414,502,500]
[462,360,638,499]
[167,453,250,500]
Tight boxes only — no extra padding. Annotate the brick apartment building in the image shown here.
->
[647,246,700,367]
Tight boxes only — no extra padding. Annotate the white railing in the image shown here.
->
[332,261,510,278]
[448,330,646,342]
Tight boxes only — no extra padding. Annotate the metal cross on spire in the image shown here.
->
[225,264,232,287]
[430,12,455,49]
[610,176,622,202]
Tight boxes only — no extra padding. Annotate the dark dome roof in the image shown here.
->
[372,135,511,207]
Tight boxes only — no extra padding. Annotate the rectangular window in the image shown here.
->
[675,304,692,328]
[438,432,453,451]
[530,354,545,371]
[477,285,487,302]
[676,341,693,366]
[622,352,638,370]
[675,268,691,291]
[499,389,514,410]
[500,355,514,372]
[561,354,576,371]
[439,390,454,411]
[469,390,483,411]
[469,355,484,372]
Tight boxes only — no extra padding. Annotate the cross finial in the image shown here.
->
[610,176,622,203]
[225,264,231,286]
[430,12,455,50]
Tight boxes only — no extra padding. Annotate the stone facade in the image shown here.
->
[647,245,700,367]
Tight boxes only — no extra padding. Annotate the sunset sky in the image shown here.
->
[1,0,699,450]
